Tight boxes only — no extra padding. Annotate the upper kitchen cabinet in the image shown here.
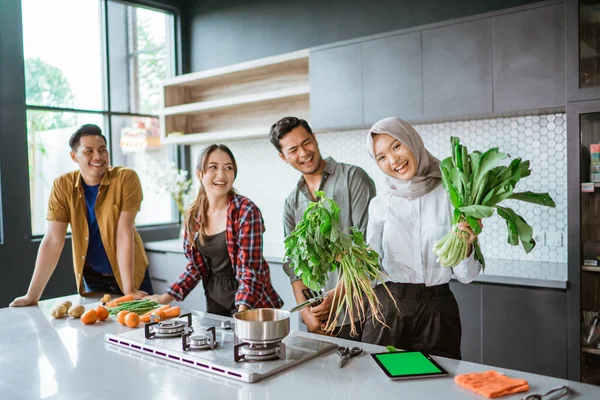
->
[422,19,493,119]
[309,44,363,130]
[361,32,423,125]
[159,50,309,145]
[567,0,600,101]
[492,4,566,114]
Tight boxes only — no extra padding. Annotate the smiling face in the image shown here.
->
[278,125,324,176]
[372,133,418,181]
[70,135,109,185]
[198,149,236,197]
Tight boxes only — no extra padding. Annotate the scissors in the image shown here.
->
[521,386,570,400]
[337,346,363,368]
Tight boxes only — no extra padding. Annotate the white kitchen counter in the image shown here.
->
[145,239,568,289]
[3,294,598,399]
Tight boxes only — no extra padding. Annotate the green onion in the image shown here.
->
[107,300,160,316]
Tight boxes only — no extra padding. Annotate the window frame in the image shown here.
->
[22,0,184,238]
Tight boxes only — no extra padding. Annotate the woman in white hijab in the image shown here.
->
[363,117,482,359]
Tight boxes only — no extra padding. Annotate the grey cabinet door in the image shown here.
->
[492,5,566,113]
[362,32,423,125]
[422,19,493,119]
[449,281,482,363]
[481,285,567,379]
[309,44,362,130]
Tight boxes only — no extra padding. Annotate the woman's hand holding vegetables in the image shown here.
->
[143,293,174,305]
[455,220,482,256]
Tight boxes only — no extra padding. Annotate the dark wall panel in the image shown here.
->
[186,0,543,71]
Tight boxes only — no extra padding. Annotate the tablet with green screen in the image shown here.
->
[370,351,449,380]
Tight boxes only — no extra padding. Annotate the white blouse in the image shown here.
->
[367,183,481,285]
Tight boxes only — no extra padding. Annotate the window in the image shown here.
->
[22,0,178,235]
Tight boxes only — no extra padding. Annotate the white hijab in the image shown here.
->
[367,117,441,200]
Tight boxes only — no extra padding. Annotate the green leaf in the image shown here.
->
[473,239,485,270]
[461,145,471,178]
[467,216,482,235]
[474,147,508,186]
[519,160,531,179]
[459,205,494,219]
[509,192,556,208]
[495,206,536,253]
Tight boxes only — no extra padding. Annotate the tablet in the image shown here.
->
[370,351,450,380]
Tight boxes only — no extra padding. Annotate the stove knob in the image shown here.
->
[221,320,232,330]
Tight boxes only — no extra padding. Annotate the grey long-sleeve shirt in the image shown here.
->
[282,157,376,325]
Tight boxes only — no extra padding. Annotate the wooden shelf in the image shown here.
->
[160,49,310,145]
[162,127,270,145]
[162,85,309,116]
[583,347,600,355]
[583,266,600,272]
[161,50,309,87]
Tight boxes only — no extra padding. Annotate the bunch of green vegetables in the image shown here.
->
[434,137,556,269]
[107,300,160,316]
[284,191,392,336]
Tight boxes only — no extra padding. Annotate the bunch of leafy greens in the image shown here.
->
[434,137,556,268]
[284,191,392,336]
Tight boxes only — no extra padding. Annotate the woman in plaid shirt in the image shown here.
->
[145,145,283,315]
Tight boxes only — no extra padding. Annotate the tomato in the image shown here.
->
[117,310,130,325]
[124,312,140,328]
[95,306,109,321]
[81,309,98,325]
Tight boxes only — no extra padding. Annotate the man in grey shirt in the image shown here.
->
[269,116,376,340]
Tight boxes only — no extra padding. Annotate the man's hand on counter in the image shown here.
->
[127,288,148,300]
[9,294,39,307]
[143,293,175,304]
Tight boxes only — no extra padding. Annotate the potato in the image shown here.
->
[101,294,111,304]
[68,305,85,318]
[51,304,68,319]
[61,301,72,311]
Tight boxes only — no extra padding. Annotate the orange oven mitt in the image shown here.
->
[455,370,530,398]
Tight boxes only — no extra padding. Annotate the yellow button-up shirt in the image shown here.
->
[46,166,149,294]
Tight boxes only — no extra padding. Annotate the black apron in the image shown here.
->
[361,282,462,360]
[196,231,238,317]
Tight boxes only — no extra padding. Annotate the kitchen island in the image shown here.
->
[3,294,599,400]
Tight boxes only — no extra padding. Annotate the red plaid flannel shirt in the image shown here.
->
[166,194,283,309]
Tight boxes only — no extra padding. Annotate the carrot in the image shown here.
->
[139,305,171,323]
[113,294,135,305]
[164,306,180,319]
[105,301,116,308]
[142,304,171,316]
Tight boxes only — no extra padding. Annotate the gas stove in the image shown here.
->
[104,312,337,383]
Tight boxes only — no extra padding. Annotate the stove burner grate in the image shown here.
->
[182,326,218,351]
[145,313,193,339]
[234,341,286,362]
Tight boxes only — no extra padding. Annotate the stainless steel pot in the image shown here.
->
[233,308,291,344]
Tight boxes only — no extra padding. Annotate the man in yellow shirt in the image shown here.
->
[10,124,152,306]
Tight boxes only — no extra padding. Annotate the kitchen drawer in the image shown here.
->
[147,251,187,282]
[147,250,207,312]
